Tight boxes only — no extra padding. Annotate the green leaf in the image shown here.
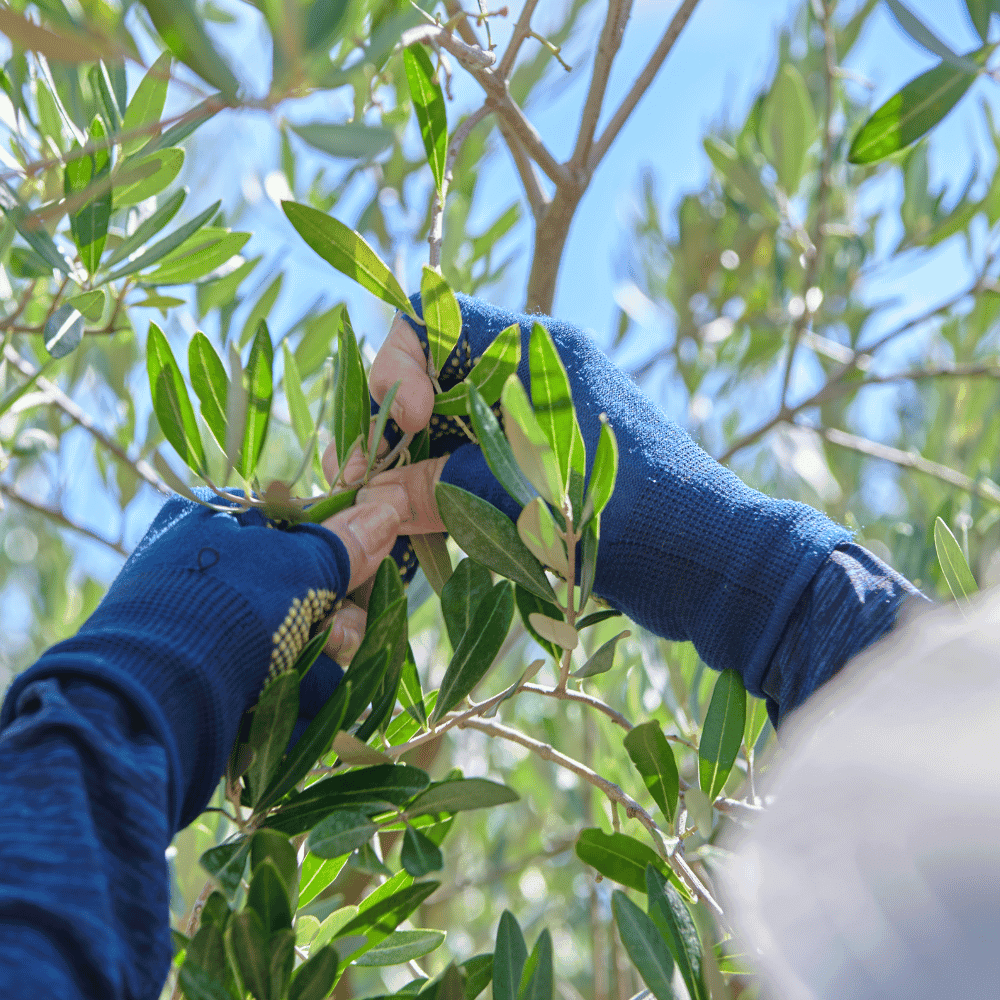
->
[250,830,298,902]
[966,0,994,42]
[518,497,568,578]
[66,118,112,274]
[440,556,493,651]
[113,148,185,207]
[492,911,527,1000]
[576,609,622,630]
[514,584,562,661]
[623,721,679,824]
[106,199,221,281]
[516,930,552,1000]
[527,613,577,652]
[226,909,271,1000]
[529,322,584,502]
[406,777,519,817]
[265,764,430,836]
[282,201,417,319]
[356,929,445,966]
[247,859,292,935]
[698,669,746,801]
[703,137,778,220]
[461,954,494,1000]
[421,266,462,377]
[120,52,171,156]
[140,0,240,98]
[465,383,535,508]
[332,305,369,480]
[401,825,444,876]
[312,906,360,954]
[44,304,84,359]
[611,892,676,1000]
[308,809,379,859]
[500,376,563,506]
[298,853,349,909]
[433,322,521,416]
[103,186,185,267]
[289,945,339,1000]
[179,962,234,1000]
[587,417,618,519]
[336,879,440,961]
[241,320,273,478]
[761,63,816,194]
[398,644,427,725]
[578,516,599,611]
[239,273,283,348]
[744,696,769,755]
[199,838,249,898]
[343,598,408,728]
[269,928,296,1000]
[885,0,981,73]
[289,121,394,160]
[185,923,227,988]
[246,671,299,806]
[145,230,250,285]
[848,61,976,164]
[572,628,629,679]
[431,580,515,722]
[645,867,709,1000]
[67,289,105,322]
[934,516,978,603]
[190,332,229,451]
[253,679,350,815]
[147,322,206,474]
[575,829,669,895]
[436,482,556,603]
[411,533,453,595]
[404,44,447,194]
[281,343,313,451]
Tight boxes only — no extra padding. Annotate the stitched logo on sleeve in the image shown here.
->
[268,587,337,680]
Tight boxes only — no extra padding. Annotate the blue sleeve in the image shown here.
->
[0,676,174,999]
[762,541,926,724]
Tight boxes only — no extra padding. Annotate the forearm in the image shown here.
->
[0,676,174,999]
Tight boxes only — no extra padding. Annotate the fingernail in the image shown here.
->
[390,395,406,426]
[346,501,399,551]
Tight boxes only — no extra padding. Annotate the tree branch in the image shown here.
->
[814,425,1000,505]
[401,23,497,69]
[571,0,633,173]
[3,345,168,494]
[587,0,702,172]
[497,0,541,79]
[495,114,549,220]
[0,481,128,556]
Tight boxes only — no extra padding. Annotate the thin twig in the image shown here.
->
[3,345,168,493]
[571,0,633,174]
[495,115,549,219]
[588,0,703,172]
[0,481,129,556]
[815,424,1000,505]
[520,683,632,730]
[401,23,498,68]
[498,0,541,78]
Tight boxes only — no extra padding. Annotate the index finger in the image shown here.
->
[370,314,434,433]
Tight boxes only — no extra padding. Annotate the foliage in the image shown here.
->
[0,3,996,1000]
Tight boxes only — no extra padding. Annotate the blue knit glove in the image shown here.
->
[368,295,861,709]
[0,493,395,830]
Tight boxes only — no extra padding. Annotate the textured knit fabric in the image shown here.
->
[382,294,919,718]
[0,493,353,831]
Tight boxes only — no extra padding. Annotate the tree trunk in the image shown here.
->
[525,183,582,315]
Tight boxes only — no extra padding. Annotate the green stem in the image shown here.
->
[302,487,360,523]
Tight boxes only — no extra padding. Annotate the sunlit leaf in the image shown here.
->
[145,230,250,285]
[336,878,440,963]
[527,612,577,651]
[623,721,679,823]
[934,516,978,604]
[586,417,618,520]
[500,376,563,506]
[103,187,186,267]
[645,867,709,1000]
[421,266,462,377]
[518,497,568,578]
[241,320,273,478]
[572,629,629,678]
[698,669,746,801]
[465,383,535,508]
[120,52,171,156]
[113,148,185,207]
[433,322,521,416]
[189,332,228,451]
[760,63,816,193]
[885,0,980,72]
[66,118,111,274]
[44,304,84,359]
[404,44,448,193]
[282,201,417,319]
[848,61,976,164]
[290,121,394,160]
[331,306,368,481]
[147,321,206,474]
[298,853,349,909]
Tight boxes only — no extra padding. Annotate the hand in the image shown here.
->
[5,491,401,829]
[324,293,852,713]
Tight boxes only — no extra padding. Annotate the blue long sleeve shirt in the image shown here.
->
[0,529,917,998]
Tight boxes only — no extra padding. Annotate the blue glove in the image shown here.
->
[0,491,398,830]
[360,294,917,718]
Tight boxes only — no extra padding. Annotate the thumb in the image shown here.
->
[356,455,448,535]
[324,501,402,592]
